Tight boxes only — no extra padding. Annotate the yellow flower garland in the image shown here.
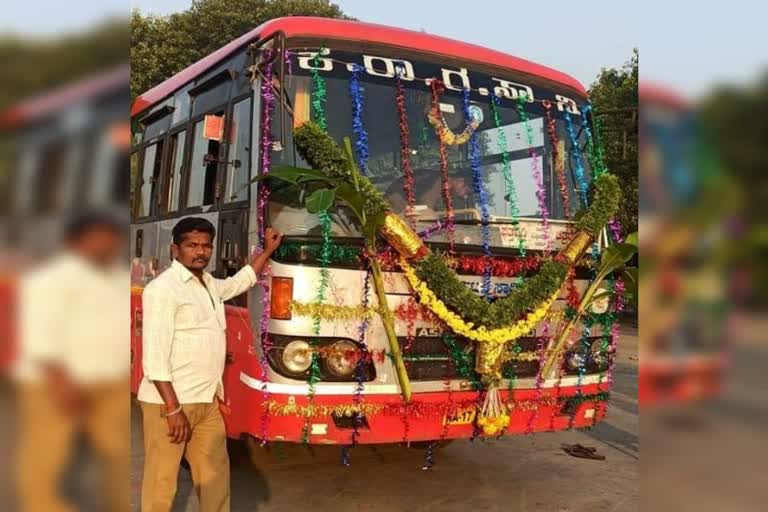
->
[427,107,480,146]
[400,258,559,345]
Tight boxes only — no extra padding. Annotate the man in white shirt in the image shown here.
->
[138,217,282,512]
[15,211,129,512]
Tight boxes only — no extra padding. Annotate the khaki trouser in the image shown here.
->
[15,381,129,512]
[140,401,230,512]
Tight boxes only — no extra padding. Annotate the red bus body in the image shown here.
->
[130,17,610,444]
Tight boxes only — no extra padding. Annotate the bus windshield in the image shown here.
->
[269,47,591,247]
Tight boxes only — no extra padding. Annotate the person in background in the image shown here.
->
[385,170,473,218]
[138,217,282,512]
[15,210,129,512]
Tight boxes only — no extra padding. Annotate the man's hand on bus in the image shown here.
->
[263,227,284,254]
[249,227,283,275]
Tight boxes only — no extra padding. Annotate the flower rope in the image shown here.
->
[428,91,480,145]
[400,258,558,344]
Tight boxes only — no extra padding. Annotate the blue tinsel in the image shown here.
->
[348,64,370,175]
[563,111,590,208]
[462,88,492,298]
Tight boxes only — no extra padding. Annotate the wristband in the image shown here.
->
[161,404,183,418]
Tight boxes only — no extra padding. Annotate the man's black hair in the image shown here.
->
[172,217,216,245]
[65,210,126,241]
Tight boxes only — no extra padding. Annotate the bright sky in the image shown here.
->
[5,1,766,98]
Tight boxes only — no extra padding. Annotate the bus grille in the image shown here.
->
[398,336,541,382]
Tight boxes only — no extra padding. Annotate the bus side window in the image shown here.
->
[186,117,220,208]
[224,97,251,203]
[136,141,164,217]
[160,130,186,213]
[217,210,247,306]
[130,151,139,217]
[135,229,144,258]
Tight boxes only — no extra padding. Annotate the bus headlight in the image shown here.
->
[326,340,358,377]
[282,340,313,374]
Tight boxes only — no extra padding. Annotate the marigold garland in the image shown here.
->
[400,258,559,344]
[428,100,480,145]
[412,252,569,330]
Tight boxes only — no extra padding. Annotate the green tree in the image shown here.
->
[588,49,638,235]
[0,19,128,111]
[131,0,350,100]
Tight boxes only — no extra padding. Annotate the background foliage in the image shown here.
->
[588,49,638,235]
[130,0,349,100]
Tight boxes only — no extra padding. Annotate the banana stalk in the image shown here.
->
[368,244,412,402]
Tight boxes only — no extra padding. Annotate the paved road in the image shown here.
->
[131,326,639,512]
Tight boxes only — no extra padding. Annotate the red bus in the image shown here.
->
[130,17,617,445]
[0,65,129,374]
[638,83,729,405]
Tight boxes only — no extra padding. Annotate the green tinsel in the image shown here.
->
[310,50,328,131]
[274,241,362,265]
[490,94,524,255]
[303,209,332,444]
[590,106,609,179]
[441,334,483,391]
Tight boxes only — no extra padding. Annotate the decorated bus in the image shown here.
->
[130,17,628,451]
[638,83,730,405]
[0,66,129,374]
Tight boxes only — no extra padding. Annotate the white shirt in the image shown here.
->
[137,259,257,404]
[15,252,129,383]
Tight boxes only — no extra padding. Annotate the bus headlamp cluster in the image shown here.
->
[269,335,375,382]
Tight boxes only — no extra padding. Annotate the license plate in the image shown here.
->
[443,407,477,425]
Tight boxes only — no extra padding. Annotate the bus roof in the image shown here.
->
[131,16,588,118]
[0,65,129,130]
[639,82,689,111]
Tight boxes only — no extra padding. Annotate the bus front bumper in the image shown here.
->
[224,372,610,444]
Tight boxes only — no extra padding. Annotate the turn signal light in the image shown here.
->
[270,277,293,319]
